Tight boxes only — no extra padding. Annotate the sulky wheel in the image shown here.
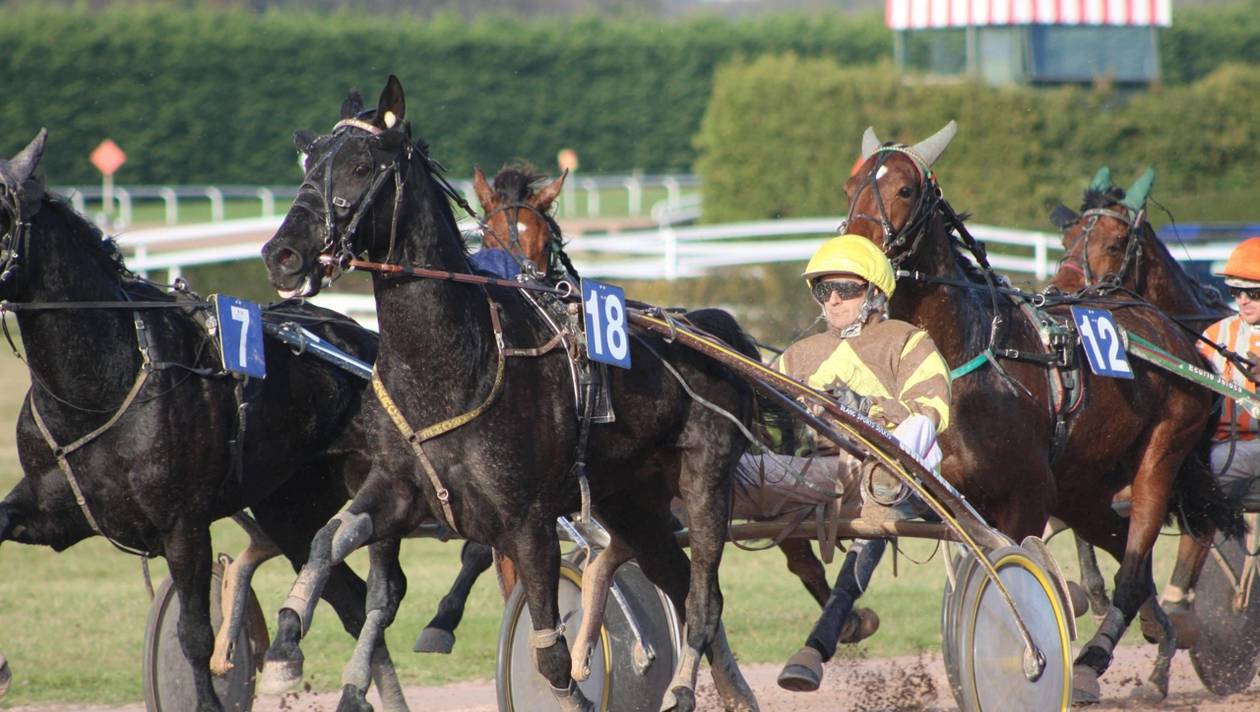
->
[496,559,680,712]
[1189,533,1260,695]
[940,548,980,702]
[143,560,266,712]
[945,544,1072,712]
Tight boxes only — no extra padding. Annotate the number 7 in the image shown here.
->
[230,305,250,366]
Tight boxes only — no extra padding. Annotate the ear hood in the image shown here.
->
[1122,168,1156,212]
[908,120,957,169]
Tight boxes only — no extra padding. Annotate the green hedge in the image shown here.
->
[695,55,1260,227]
[0,6,887,185]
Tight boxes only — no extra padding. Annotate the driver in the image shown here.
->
[730,234,951,692]
[1198,236,1260,504]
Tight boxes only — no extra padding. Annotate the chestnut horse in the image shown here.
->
[838,122,1241,702]
[1050,169,1238,654]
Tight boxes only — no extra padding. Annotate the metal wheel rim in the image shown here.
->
[954,546,1071,712]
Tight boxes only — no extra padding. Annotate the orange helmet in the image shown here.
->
[1220,237,1260,287]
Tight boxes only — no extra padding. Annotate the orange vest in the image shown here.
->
[1200,315,1260,441]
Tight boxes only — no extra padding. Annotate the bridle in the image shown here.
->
[840,146,942,268]
[478,198,562,279]
[0,175,35,284]
[1058,205,1145,292]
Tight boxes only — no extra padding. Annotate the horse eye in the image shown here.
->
[1106,244,1123,254]
[353,163,371,177]
[897,186,914,199]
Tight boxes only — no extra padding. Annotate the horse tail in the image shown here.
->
[1170,422,1246,540]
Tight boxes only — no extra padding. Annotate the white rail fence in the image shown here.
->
[54,174,700,230]
[109,214,1242,331]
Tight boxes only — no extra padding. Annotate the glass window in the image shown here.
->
[1028,26,1159,83]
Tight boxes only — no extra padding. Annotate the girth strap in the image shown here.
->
[29,367,152,557]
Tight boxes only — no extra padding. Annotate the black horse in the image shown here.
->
[0,130,406,712]
[261,76,761,712]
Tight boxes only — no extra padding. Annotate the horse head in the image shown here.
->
[472,163,566,275]
[0,129,49,291]
[842,121,956,268]
[263,75,420,298]
[1050,167,1155,293]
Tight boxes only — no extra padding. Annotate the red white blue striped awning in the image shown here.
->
[886,0,1172,29]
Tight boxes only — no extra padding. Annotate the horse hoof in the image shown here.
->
[777,647,823,692]
[662,686,696,712]
[0,654,11,698]
[1066,581,1090,618]
[335,683,375,712]
[838,608,880,644]
[259,655,304,695]
[413,627,455,654]
[1129,681,1168,704]
[1071,665,1101,706]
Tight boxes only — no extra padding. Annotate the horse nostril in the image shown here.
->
[272,247,303,275]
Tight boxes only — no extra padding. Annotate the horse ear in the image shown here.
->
[294,130,317,153]
[909,120,957,168]
[861,127,880,160]
[341,89,365,120]
[1122,168,1156,211]
[10,128,47,183]
[373,75,405,131]
[533,169,568,211]
[473,166,495,212]
[1049,204,1079,229]
[1088,166,1112,192]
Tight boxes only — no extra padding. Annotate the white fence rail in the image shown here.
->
[114,213,1242,284]
[54,174,700,229]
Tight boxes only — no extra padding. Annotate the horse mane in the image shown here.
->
[38,196,162,296]
[491,161,547,203]
[1080,186,1127,212]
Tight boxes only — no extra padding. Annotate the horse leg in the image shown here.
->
[210,520,281,676]
[777,539,830,607]
[1074,533,1111,622]
[669,447,745,712]
[415,541,493,654]
[1155,530,1212,649]
[337,538,408,712]
[598,490,757,712]
[164,523,222,712]
[779,538,886,693]
[570,535,636,682]
[508,520,594,712]
[259,508,364,693]
[0,505,10,698]
[1073,457,1176,703]
[1133,583,1177,704]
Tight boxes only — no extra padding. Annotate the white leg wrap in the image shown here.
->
[370,644,411,712]
[330,511,373,563]
[282,565,330,636]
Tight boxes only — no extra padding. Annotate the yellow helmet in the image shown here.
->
[802,234,896,298]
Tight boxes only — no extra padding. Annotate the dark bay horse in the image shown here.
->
[838,122,1241,702]
[0,131,406,712]
[1051,169,1238,651]
[260,76,759,712]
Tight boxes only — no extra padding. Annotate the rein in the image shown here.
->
[322,255,575,297]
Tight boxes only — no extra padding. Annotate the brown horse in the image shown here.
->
[472,163,569,278]
[841,122,1241,702]
[1050,169,1238,654]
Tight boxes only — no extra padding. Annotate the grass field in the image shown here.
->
[0,335,1182,707]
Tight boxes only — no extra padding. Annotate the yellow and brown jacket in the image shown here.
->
[775,319,951,433]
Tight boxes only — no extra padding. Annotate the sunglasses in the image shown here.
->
[812,279,868,302]
[1229,286,1260,301]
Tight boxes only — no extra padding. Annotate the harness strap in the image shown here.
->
[29,367,152,557]
[948,351,990,380]
[369,297,509,536]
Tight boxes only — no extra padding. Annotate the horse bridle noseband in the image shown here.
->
[1059,206,1145,292]
[0,179,34,284]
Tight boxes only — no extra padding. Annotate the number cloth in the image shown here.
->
[1199,314,1260,441]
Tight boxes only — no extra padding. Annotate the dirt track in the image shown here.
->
[5,644,1259,712]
